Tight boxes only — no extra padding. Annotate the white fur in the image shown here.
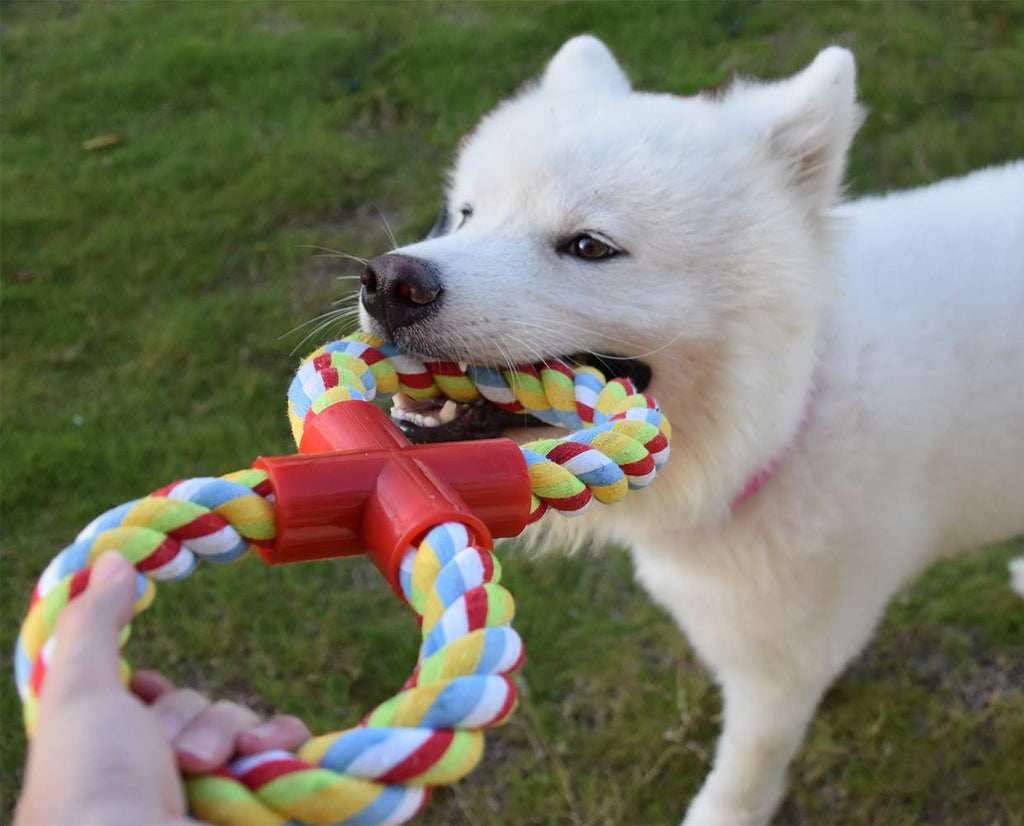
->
[361,36,1024,824]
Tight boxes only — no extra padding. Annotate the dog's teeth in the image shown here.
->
[389,397,451,429]
[439,400,458,423]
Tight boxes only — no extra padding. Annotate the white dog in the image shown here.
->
[357,36,1024,824]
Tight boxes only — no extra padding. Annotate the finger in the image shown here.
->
[130,669,176,704]
[237,715,313,755]
[149,687,212,742]
[42,553,138,703]
[175,700,261,773]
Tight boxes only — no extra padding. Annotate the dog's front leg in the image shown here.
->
[634,546,854,826]
[682,671,827,826]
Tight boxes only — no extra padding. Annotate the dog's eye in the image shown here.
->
[568,234,617,261]
[456,205,473,230]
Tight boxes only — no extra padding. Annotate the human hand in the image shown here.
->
[15,552,311,825]
[130,670,310,777]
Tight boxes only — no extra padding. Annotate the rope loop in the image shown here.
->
[18,503,522,825]
[290,334,672,523]
[15,470,275,734]
[184,521,521,825]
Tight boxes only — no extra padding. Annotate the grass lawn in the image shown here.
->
[2,2,1022,823]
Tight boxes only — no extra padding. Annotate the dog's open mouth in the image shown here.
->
[393,353,652,443]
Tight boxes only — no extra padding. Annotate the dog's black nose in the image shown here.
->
[361,254,443,335]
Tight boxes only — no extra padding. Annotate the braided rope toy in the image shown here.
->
[291,333,672,522]
[15,332,671,825]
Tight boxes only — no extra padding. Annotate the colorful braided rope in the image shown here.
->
[288,334,672,523]
[185,522,521,825]
[15,331,673,826]
[14,470,276,734]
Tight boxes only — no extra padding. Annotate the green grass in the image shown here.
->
[2,2,1022,823]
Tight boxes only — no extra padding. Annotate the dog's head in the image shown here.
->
[359,37,862,517]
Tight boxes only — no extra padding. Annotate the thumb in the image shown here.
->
[42,552,140,703]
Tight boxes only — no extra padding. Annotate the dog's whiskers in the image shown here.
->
[505,332,552,370]
[513,318,650,356]
[512,317,692,365]
[286,307,363,354]
[588,325,689,362]
[300,245,369,266]
[279,307,349,341]
[374,204,400,251]
[451,328,479,366]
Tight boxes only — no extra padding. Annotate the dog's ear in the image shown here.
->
[727,47,863,211]
[541,35,631,95]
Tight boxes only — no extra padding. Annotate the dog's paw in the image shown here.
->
[682,787,776,826]
[1009,556,1024,598]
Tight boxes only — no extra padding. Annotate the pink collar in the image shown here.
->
[730,456,782,508]
[730,397,812,509]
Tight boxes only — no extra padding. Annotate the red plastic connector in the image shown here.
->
[253,401,532,596]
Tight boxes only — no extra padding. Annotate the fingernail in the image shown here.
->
[246,722,277,742]
[177,727,222,763]
[91,552,132,586]
[157,710,183,740]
